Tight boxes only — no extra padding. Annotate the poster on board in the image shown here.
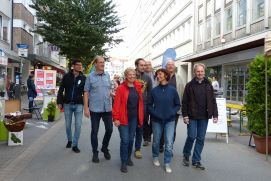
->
[207,98,227,133]
[34,69,56,98]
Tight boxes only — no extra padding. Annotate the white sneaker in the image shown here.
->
[153,158,160,167]
[164,164,172,173]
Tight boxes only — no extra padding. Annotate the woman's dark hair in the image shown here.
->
[29,74,34,79]
[155,68,170,81]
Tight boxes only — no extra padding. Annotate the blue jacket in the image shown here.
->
[147,84,181,124]
[27,78,37,98]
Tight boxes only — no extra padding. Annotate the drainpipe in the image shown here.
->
[11,0,14,50]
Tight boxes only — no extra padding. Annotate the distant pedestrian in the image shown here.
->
[27,74,37,113]
[84,55,113,163]
[148,68,180,173]
[113,68,144,173]
[134,58,152,159]
[57,59,86,153]
[182,63,218,170]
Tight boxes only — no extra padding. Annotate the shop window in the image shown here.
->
[252,0,264,20]
[237,0,246,27]
[224,64,249,102]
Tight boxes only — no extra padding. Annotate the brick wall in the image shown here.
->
[13,3,34,28]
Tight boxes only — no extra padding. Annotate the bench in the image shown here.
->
[226,103,247,135]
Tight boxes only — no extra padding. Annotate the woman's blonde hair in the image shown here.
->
[124,67,136,77]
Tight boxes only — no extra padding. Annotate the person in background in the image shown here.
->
[145,61,156,88]
[84,55,113,163]
[134,58,152,159]
[113,68,144,173]
[182,63,218,170]
[57,59,86,153]
[211,76,219,92]
[148,68,180,173]
[160,60,182,153]
[27,74,37,113]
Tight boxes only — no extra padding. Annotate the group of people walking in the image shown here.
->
[56,56,218,174]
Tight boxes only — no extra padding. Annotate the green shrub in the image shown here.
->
[47,99,57,117]
[246,55,271,137]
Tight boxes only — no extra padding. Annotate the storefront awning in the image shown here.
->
[28,54,67,72]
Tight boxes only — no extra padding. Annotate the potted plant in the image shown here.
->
[47,99,57,122]
[246,55,271,154]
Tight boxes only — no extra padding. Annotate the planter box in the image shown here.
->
[8,131,23,146]
[0,121,8,141]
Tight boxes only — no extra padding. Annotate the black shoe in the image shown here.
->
[92,153,100,163]
[127,158,134,166]
[72,146,80,153]
[159,147,164,153]
[183,156,189,167]
[192,162,205,170]
[101,147,111,160]
[66,141,72,148]
[120,164,128,173]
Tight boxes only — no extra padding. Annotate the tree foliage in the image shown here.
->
[246,55,271,136]
[30,0,122,68]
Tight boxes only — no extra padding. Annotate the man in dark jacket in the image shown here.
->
[27,74,37,113]
[57,59,86,153]
[134,58,152,159]
[182,63,218,170]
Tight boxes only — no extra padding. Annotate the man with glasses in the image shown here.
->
[57,59,86,153]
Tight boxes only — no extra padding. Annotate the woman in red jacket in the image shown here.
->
[112,68,144,173]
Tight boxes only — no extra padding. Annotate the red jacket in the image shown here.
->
[112,80,144,127]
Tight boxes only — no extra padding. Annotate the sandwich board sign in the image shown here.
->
[207,98,228,143]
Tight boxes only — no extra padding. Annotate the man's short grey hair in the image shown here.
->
[193,63,206,73]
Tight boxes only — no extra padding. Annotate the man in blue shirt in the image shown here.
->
[84,55,113,163]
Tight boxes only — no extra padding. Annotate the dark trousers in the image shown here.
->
[160,114,179,148]
[90,111,113,153]
[143,104,152,142]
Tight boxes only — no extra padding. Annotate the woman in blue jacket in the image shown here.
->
[147,68,180,173]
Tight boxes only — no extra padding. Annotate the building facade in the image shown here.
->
[126,0,271,103]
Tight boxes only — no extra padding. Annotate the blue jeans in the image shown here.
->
[118,117,137,164]
[28,97,34,113]
[152,121,175,164]
[183,119,208,163]
[90,111,113,153]
[64,104,83,147]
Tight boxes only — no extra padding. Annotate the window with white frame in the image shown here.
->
[198,5,204,21]
[206,18,212,40]
[214,0,221,11]
[206,0,212,17]
[224,7,232,33]
[252,0,264,20]
[225,0,232,5]
[214,13,221,36]
[0,15,2,39]
[237,0,246,27]
[198,23,203,44]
